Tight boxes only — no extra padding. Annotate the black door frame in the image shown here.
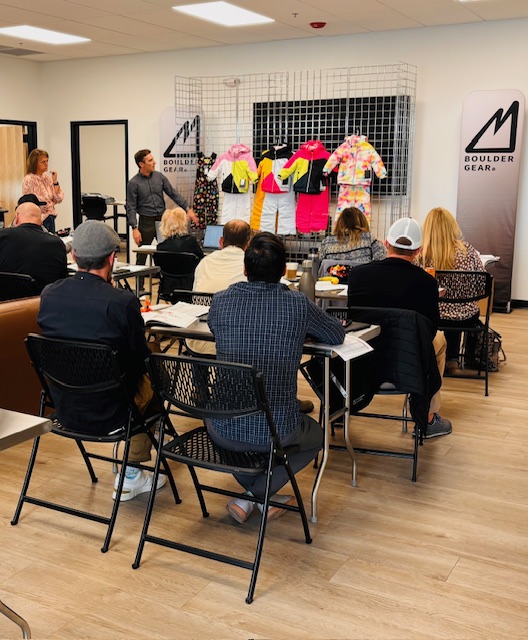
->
[70,119,129,228]
[0,119,38,152]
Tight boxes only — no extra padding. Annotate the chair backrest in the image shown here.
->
[25,333,136,435]
[318,259,362,282]
[0,271,39,302]
[153,251,201,298]
[435,270,493,314]
[148,353,279,439]
[327,306,440,427]
[81,196,108,220]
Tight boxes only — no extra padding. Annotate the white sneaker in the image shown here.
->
[112,470,167,502]
[226,497,255,523]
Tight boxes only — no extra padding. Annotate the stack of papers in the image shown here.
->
[314,333,373,361]
[142,301,210,328]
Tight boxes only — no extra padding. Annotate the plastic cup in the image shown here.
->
[286,262,298,279]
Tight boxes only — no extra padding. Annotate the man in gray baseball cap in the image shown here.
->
[38,220,166,501]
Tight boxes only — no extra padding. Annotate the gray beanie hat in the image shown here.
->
[73,220,120,259]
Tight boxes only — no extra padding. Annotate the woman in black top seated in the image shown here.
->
[157,207,204,260]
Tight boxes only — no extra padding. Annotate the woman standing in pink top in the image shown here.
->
[22,148,64,233]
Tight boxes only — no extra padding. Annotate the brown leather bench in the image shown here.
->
[0,297,42,414]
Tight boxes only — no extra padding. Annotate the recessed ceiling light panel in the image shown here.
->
[0,25,90,45]
[173,2,274,27]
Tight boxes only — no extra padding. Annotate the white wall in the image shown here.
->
[2,18,527,299]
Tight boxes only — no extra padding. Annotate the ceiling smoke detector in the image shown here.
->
[310,22,326,29]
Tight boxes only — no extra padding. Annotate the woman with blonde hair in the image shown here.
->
[157,207,204,260]
[22,148,64,233]
[319,207,386,262]
[421,206,484,371]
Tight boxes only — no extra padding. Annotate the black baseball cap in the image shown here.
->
[17,194,46,208]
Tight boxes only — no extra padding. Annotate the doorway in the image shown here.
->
[70,120,129,230]
[0,120,37,226]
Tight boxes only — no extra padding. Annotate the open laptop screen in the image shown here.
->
[203,225,224,250]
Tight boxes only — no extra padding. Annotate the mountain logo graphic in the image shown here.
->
[465,101,519,153]
[163,114,201,158]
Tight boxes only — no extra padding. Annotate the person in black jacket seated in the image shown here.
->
[157,207,204,260]
[348,217,452,438]
[0,195,67,292]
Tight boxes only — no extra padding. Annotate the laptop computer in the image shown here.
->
[202,224,224,251]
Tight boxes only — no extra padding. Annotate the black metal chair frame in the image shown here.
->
[152,251,201,304]
[435,270,493,396]
[0,271,39,302]
[12,334,181,553]
[309,307,432,481]
[133,354,312,604]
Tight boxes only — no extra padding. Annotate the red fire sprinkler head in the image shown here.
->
[310,21,326,29]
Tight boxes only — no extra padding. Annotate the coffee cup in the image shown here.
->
[286,262,298,279]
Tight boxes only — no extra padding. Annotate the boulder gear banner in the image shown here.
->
[456,89,525,312]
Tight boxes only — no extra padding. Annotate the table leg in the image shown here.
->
[343,358,357,487]
[0,598,31,639]
[310,356,330,523]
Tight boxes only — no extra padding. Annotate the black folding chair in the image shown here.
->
[133,354,312,604]
[12,334,180,552]
[0,271,38,301]
[436,270,493,396]
[316,307,438,481]
[153,251,200,302]
[81,195,111,222]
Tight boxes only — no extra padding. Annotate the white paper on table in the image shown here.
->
[315,281,348,292]
[313,333,373,361]
[478,254,500,268]
[142,301,210,328]
[337,286,348,297]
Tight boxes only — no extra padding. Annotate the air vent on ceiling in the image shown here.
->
[0,47,43,56]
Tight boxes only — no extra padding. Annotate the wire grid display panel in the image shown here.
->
[174,63,416,245]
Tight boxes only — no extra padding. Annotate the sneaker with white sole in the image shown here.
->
[226,496,254,523]
[413,414,452,439]
[257,494,296,521]
[112,470,167,502]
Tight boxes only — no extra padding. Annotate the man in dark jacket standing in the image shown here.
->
[348,217,451,438]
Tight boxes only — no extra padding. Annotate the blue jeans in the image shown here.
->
[43,215,56,233]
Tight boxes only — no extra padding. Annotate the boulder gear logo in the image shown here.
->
[160,107,205,203]
[457,89,525,311]
[466,101,519,153]
[163,114,201,158]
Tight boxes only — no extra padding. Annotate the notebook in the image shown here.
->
[202,225,224,250]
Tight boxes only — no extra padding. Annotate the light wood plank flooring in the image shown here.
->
[0,309,526,639]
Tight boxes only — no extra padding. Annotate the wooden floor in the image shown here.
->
[1,309,527,639]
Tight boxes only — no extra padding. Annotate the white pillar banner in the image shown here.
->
[456,89,525,311]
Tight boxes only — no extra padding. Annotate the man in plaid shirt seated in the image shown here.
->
[208,232,345,523]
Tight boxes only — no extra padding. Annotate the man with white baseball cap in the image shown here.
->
[347,217,451,438]
[38,220,166,499]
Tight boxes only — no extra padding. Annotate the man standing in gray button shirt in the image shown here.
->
[126,149,197,287]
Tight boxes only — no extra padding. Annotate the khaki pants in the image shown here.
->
[128,341,161,463]
[429,331,446,415]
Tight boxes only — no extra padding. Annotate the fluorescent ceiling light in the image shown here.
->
[173,2,274,27]
[0,25,90,45]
